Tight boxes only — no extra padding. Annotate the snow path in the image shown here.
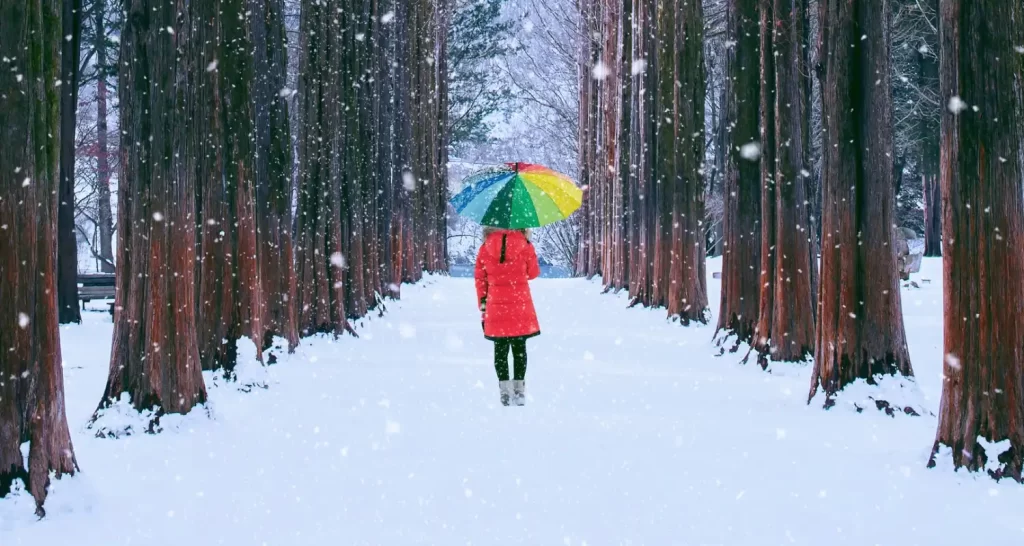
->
[3,258,1023,544]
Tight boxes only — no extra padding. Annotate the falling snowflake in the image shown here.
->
[399,323,416,339]
[944,353,961,370]
[592,61,610,80]
[631,58,648,76]
[206,60,218,72]
[330,252,346,268]
[402,171,416,191]
[152,211,164,222]
[279,87,295,98]
[739,142,761,161]
[523,19,535,33]
[381,11,395,24]
[947,96,968,114]
[17,313,30,329]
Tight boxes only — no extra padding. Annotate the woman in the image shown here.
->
[474,226,541,406]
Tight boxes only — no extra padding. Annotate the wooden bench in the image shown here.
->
[78,274,116,315]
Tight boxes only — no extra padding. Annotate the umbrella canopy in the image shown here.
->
[449,162,583,229]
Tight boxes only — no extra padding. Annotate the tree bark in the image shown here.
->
[194,0,267,373]
[97,0,207,418]
[58,0,83,324]
[716,0,762,346]
[94,0,115,274]
[918,6,941,258]
[928,0,1024,480]
[295,0,352,336]
[0,0,80,516]
[752,0,816,364]
[653,0,708,324]
[810,0,913,404]
[253,0,298,353]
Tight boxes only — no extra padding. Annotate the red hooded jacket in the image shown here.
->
[474,230,541,340]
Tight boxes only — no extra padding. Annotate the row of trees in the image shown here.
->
[576,0,1024,480]
[1,0,450,515]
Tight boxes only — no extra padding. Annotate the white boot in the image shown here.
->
[499,380,513,406]
[512,380,526,406]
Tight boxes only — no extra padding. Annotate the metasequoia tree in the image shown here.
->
[295,0,449,337]
[576,0,709,324]
[89,0,117,273]
[715,0,761,346]
[253,0,299,352]
[295,0,352,336]
[58,0,84,324]
[929,0,1024,480]
[810,0,913,404]
[0,0,79,516]
[917,0,941,257]
[193,0,266,372]
[97,0,207,416]
[750,0,816,364]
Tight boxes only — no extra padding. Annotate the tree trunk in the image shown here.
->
[58,0,83,324]
[810,0,913,404]
[295,0,352,336]
[752,0,816,364]
[918,8,941,257]
[0,0,79,516]
[194,0,266,373]
[928,0,1024,480]
[97,0,207,420]
[94,0,115,274]
[653,0,708,324]
[253,0,298,353]
[716,0,761,346]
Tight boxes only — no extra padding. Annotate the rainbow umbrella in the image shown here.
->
[449,162,583,229]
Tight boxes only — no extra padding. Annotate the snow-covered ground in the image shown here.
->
[3,258,1023,545]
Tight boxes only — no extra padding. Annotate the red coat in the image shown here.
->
[475,230,541,340]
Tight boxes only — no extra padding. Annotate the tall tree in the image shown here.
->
[447,0,516,148]
[917,0,941,257]
[0,0,79,516]
[193,0,267,373]
[751,0,816,364]
[96,0,207,418]
[575,0,708,323]
[715,0,761,346]
[58,0,84,324]
[928,0,1024,480]
[810,0,913,404]
[295,0,353,336]
[652,0,708,323]
[253,0,299,352]
[88,0,117,273]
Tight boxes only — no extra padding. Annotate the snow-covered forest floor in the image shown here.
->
[2,258,1022,544]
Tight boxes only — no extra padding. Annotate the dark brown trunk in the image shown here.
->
[0,0,79,516]
[928,0,1024,480]
[810,0,913,405]
[918,10,942,258]
[716,0,761,346]
[295,0,351,336]
[96,0,207,422]
[58,0,83,324]
[752,0,816,364]
[94,0,115,274]
[194,0,266,373]
[654,0,708,324]
[253,0,299,352]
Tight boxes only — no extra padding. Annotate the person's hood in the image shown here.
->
[482,230,530,264]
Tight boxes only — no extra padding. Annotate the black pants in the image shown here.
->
[494,338,527,381]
